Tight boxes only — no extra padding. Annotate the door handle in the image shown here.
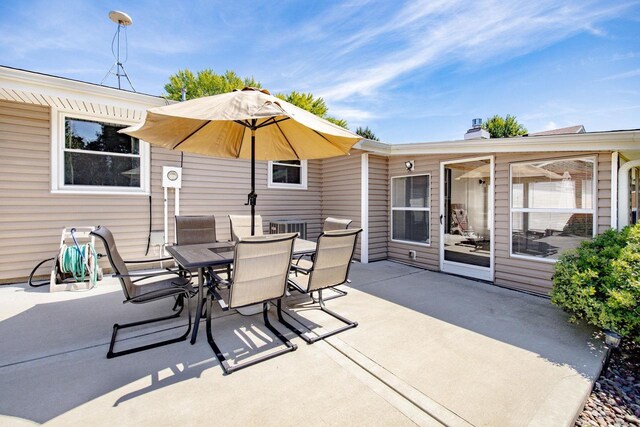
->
[440,214,444,225]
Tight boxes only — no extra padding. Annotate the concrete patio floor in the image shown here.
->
[0,261,605,427]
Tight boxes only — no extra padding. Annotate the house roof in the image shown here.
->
[357,129,640,157]
[0,65,171,122]
[528,125,586,136]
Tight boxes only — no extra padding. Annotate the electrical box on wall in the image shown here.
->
[162,166,182,189]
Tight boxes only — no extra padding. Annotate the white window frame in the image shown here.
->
[509,155,597,263]
[390,173,431,247]
[267,160,308,190]
[51,109,150,195]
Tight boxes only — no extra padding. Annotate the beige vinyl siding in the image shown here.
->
[387,154,470,270]
[321,153,362,260]
[368,155,388,261]
[170,153,323,242]
[0,99,324,283]
[0,100,151,283]
[388,151,611,295]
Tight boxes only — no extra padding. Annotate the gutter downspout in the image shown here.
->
[611,152,618,230]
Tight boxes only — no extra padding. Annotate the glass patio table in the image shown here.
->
[166,238,317,344]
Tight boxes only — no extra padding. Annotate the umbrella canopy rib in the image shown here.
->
[237,124,247,159]
[274,120,300,160]
[256,117,290,129]
[172,120,211,150]
[310,128,350,153]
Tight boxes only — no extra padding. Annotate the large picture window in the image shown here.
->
[391,174,430,245]
[54,113,149,194]
[268,160,307,189]
[510,157,596,261]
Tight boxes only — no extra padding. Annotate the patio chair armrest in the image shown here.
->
[124,257,174,264]
[290,264,311,275]
[208,286,229,311]
[207,267,230,287]
[115,268,191,280]
[126,283,192,303]
[287,278,305,293]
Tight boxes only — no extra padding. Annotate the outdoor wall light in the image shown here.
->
[405,160,415,171]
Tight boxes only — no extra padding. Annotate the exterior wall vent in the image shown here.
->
[270,219,307,239]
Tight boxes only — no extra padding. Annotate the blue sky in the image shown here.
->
[1,0,639,143]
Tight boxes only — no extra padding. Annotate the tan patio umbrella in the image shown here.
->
[121,87,361,235]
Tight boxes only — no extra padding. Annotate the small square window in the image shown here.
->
[268,160,307,189]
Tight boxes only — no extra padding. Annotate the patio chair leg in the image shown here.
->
[205,290,229,371]
[276,299,311,343]
[107,293,192,359]
[310,286,347,303]
[172,294,184,311]
[206,297,297,375]
[279,290,357,344]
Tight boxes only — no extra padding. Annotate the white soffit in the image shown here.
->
[0,66,170,120]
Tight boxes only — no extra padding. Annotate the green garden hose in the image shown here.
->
[59,244,99,285]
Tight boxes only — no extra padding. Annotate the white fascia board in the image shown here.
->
[358,131,640,156]
[0,66,171,110]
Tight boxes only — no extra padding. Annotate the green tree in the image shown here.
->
[482,114,527,138]
[164,69,348,128]
[355,126,379,141]
[276,91,348,129]
[164,69,261,101]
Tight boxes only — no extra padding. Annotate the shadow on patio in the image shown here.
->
[0,261,605,426]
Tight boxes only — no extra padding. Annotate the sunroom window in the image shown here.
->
[510,157,596,261]
[268,160,307,189]
[391,174,430,245]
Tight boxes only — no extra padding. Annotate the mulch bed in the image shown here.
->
[576,340,640,426]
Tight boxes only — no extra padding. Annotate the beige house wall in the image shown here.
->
[368,154,389,261]
[0,99,323,283]
[388,151,612,295]
[0,82,619,294]
[321,153,363,260]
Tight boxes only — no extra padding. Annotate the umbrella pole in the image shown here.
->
[250,122,257,236]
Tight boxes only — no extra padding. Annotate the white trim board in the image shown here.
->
[360,153,369,263]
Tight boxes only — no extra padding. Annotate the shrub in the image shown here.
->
[550,224,640,343]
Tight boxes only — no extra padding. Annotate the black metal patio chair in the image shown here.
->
[91,226,192,359]
[205,233,298,374]
[279,228,361,344]
[293,216,354,302]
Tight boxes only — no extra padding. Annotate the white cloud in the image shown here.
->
[327,106,376,121]
[543,121,558,131]
[601,68,640,81]
[284,0,634,102]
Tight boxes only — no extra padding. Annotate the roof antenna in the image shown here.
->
[101,10,135,91]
